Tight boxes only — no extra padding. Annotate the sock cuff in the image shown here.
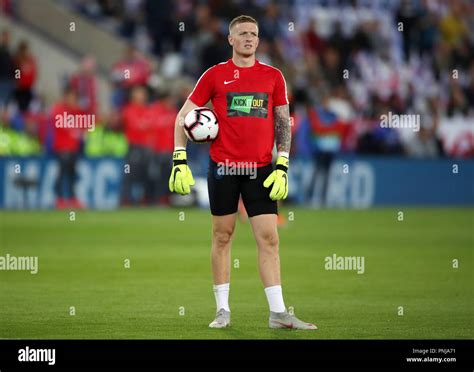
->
[213,283,230,291]
[264,285,282,294]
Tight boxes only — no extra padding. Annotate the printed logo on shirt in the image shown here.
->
[227,92,268,118]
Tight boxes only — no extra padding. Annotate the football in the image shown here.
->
[183,107,219,143]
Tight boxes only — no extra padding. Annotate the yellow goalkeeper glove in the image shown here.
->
[263,156,289,201]
[169,149,195,195]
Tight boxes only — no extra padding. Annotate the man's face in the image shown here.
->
[131,86,147,104]
[0,30,10,46]
[65,91,78,106]
[228,22,259,57]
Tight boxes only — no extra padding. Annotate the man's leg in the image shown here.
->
[211,213,236,286]
[208,214,236,329]
[249,213,317,330]
[242,164,317,330]
[249,214,281,288]
[211,214,236,320]
[120,146,138,205]
[207,159,240,328]
[54,152,67,208]
[64,152,77,200]
[249,214,286,312]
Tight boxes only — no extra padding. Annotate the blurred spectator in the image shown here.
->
[259,2,282,43]
[13,40,37,112]
[327,21,350,64]
[302,18,326,56]
[147,90,177,205]
[145,0,183,56]
[404,122,444,158]
[120,85,153,205]
[85,115,128,158]
[24,101,48,150]
[465,63,474,114]
[416,3,439,58]
[70,56,98,115]
[119,0,144,40]
[0,29,14,109]
[447,79,470,117]
[111,45,151,107]
[396,0,422,61]
[307,93,352,207]
[439,2,469,48]
[320,46,344,89]
[200,18,230,69]
[51,86,85,209]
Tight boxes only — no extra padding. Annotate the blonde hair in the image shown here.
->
[229,15,258,34]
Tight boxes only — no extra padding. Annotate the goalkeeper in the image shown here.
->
[169,15,317,330]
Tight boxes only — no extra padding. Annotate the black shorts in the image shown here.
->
[207,159,278,217]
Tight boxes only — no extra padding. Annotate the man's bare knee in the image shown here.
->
[213,230,233,248]
[212,217,235,251]
[257,231,279,253]
[211,214,236,256]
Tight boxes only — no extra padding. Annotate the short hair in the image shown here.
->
[229,15,258,34]
[63,84,77,97]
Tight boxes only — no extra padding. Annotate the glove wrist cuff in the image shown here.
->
[276,163,288,172]
[276,156,289,172]
[173,149,187,165]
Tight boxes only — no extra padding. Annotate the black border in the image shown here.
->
[0,339,472,371]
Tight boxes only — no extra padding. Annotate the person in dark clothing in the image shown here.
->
[120,85,154,205]
[13,40,37,112]
[0,29,14,109]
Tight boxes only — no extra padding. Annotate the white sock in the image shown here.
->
[213,283,230,312]
[264,285,286,313]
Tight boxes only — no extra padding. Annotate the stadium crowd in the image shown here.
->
[62,0,474,156]
[0,0,473,207]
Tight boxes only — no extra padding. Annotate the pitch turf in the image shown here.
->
[0,207,472,339]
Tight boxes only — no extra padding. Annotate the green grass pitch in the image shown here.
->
[0,207,472,339]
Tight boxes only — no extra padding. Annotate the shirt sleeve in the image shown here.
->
[188,66,215,106]
[273,69,289,107]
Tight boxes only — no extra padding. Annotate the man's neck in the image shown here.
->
[232,53,256,68]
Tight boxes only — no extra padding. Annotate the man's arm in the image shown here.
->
[174,99,199,148]
[263,104,291,200]
[274,104,291,156]
[169,99,199,195]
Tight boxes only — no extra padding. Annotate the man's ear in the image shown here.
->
[228,34,233,46]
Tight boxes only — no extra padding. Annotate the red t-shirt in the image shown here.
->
[51,102,84,153]
[15,56,37,89]
[149,101,177,153]
[188,59,288,167]
[122,102,153,147]
[70,73,97,115]
[112,57,151,87]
